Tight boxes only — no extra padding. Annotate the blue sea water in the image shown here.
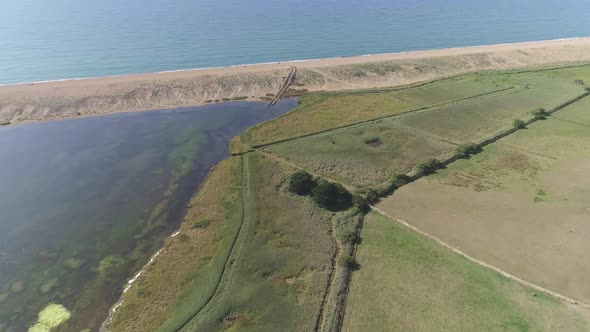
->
[1,0,589,84]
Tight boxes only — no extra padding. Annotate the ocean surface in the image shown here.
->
[0,99,297,331]
[1,0,590,84]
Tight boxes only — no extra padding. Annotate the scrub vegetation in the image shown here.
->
[111,63,590,331]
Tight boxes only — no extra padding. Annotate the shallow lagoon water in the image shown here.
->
[0,99,297,331]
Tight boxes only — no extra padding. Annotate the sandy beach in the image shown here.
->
[2,37,590,124]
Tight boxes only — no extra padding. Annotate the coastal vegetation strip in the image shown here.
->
[177,153,258,330]
[108,157,244,331]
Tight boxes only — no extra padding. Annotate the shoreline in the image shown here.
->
[2,36,590,124]
[2,36,589,88]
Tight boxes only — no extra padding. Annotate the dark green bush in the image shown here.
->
[288,170,316,196]
[532,108,548,120]
[341,230,359,245]
[455,143,482,158]
[513,119,526,129]
[391,174,412,188]
[352,194,369,212]
[365,189,379,204]
[363,137,380,144]
[338,255,359,270]
[312,181,352,211]
[415,158,444,176]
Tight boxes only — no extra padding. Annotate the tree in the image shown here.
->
[338,255,359,270]
[531,108,548,120]
[352,194,369,212]
[391,173,412,188]
[288,170,316,196]
[513,119,526,129]
[312,181,352,211]
[415,158,444,176]
[341,230,359,245]
[455,143,482,159]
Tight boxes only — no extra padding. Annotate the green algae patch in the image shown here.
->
[28,304,71,332]
[10,281,25,293]
[39,278,59,294]
[63,257,85,270]
[97,255,127,278]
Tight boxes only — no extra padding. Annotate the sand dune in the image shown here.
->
[2,37,590,124]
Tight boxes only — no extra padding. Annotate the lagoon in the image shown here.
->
[0,99,296,331]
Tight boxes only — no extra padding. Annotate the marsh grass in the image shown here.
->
[244,75,507,146]
[181,153,337,331]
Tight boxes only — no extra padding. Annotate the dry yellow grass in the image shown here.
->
[229,136,251,155]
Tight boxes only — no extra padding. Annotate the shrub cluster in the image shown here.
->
[288,170,316,196]
[415,158,444,176]
[532,108,549,120]
[391,173,412,188]
[513,119,526,129]
[312,181,353,212]
[341,230,359,245]
[455,143,482,159]
[288,171,353,211]
[363,137,380,144]
[338,255,359,270]
[355,173,413,207]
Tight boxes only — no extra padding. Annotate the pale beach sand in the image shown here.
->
[2,37,590,124]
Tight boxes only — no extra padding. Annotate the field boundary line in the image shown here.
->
[551,115,590,128]
[250,86,516,148]
[369,205,590,309]
[313,214,341,332]
[498,143,558,160]
[387,120,461,146]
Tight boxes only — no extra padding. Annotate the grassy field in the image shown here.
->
[180,152,338,331]
[265,120,456,188]
[342,212,590,331]
[540,64,590,87]
[243,75,509,146]
[377,102,590,303]
[397,73,585,143]
[250,68,587,191]
[552,95,590,125]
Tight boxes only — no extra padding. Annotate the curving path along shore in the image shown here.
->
[2,37,590,125]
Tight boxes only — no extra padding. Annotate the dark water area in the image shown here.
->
[0,99,296,331]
